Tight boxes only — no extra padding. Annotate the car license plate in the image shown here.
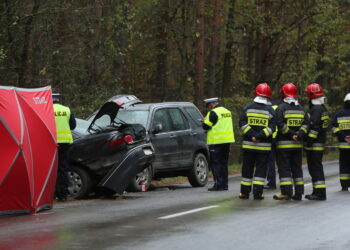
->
[143,148,153,155]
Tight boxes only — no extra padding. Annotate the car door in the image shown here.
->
[167,108,193,167]
[149,108,179,169]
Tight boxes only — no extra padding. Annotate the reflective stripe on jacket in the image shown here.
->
[54,103,73,143]
[276,102,308,150]
[305,105,329,150]
[204,106,235,145]
[239,102,276,152]
[331,108,350,150]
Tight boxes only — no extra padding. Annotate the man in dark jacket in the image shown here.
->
[304,83,329,201]
[331,93,350,191]
[273,83,308,201]
[239,83,276,200]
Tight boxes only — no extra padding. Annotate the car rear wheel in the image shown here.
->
[127,166,152,192]
[188,153,208,187]
[68,166,92,199]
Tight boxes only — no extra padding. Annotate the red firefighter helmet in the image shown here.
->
[305,83,324,99]
[280,82,297,98]
[255,83,272,98]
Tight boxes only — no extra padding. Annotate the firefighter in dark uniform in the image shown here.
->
[53,93,76,201]
[203,98,235,191]
[239,83,276,200]
[273,83,309,200]
[304,83,329,201]
[331,93,350,191]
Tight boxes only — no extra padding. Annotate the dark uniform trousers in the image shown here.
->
[339,149,350,188]
[276,150,303,196]
[241,150,269,195]
[55,143,71,199]
[266,145,276,187]
[209,143,230,189]
[306,150,326,196]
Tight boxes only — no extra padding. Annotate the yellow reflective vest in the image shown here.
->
[204,106,235,145]
[54,103,73,144]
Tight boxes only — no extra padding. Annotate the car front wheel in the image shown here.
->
[188,153,208,187]
[68,166,92,199]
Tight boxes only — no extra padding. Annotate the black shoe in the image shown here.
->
[254,194,264,200]
[341,187,348,191]
[305,194,326,201]
[239,193,249,199]
[273,194,291,200]
[264,185,276,190]
[291,194,302,201]
[208,187,226,191]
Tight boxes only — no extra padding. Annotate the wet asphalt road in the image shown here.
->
[0,161,349,250]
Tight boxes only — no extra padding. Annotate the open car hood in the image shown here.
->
[88,95,141,133]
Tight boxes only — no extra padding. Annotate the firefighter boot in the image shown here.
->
[273,194,291,200]
[291,194,302,201]
[253,194,264,200]
[239,193,249,200]
[305,194,326,201]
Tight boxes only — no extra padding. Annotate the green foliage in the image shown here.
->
[0,0,349,119]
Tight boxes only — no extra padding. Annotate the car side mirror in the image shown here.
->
[152,124,162,134]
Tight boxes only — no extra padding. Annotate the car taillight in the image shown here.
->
[123,135,134,144]
[108,134,124,147]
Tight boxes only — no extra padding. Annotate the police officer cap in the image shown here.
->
[52,93,61,99]
[204,97,219,104]
[344,93,350,102]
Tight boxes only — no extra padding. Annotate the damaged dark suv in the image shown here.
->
[117,102,210,191]
[68,95,154,199]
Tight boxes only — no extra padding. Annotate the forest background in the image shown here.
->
[1,0,350,151]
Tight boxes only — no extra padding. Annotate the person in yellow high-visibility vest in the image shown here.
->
[203,97,235,191]
[53,93,76,201]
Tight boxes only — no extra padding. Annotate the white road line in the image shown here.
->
[158,205,220,220]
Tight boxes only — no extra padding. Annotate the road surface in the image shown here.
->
[0,161,349,250]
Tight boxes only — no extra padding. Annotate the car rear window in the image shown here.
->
[116,110,149,127]
[73,118,90,135]
[184,107,203,126]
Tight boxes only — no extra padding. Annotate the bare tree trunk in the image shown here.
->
[18,0,41,86]
[154,0,169,102]
[194,0,205,111]
[208,0,222,97]
[222,0,236,97]
[256,0,273,83]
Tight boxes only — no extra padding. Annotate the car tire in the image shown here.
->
[127,166,152,192]
[68,166,92,199]
[188,153,209,187]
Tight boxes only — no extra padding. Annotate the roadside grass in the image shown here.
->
[151,149,339,187]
